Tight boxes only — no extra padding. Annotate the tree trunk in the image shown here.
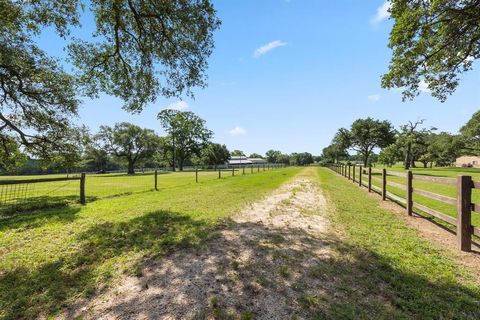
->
[404,143,411,170]
[363,152,369,167]
[128,160,135,174]
[179,158,184,171]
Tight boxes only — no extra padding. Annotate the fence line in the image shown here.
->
[327,163,478,252]
[1,163,286,214]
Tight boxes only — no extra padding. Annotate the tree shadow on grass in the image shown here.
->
[2,212,480,319]
[0,209,214,320]
[0,201,82,232]
[68,222,480,319]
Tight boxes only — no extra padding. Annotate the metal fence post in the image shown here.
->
[80,173,86,205]
[218,169,221,179]
[243,166,245,175]
[457,175,472,252]
[195,168,198,183]
[155,170,158,190]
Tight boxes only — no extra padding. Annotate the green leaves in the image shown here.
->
[383,0,480,101]
[1,0,220,163]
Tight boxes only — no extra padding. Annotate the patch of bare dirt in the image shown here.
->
[64,171,333,319]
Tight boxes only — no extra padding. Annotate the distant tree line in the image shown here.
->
[322,111,480,169]
[1,108,321,175]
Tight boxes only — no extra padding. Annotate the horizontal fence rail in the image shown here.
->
[327,163,478,252]
[1,164,286,214]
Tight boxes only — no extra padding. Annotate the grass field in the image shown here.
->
[345,164,480,228]
[316,168,480,318]
[0,167,300,320]
[0,168,261,214]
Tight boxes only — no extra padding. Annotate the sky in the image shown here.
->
[38,0,480,156]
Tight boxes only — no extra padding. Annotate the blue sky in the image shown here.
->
[39,0,480,156]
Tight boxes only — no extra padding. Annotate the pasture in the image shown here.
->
[0,167,299,319]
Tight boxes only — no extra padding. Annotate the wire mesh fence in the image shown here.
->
[0,164,286,215]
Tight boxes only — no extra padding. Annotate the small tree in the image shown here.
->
[158,110,213,171]
[341,118,396,166]
[201,143,230,169]
[266,150,282,163]
[249,153,263,159]
[231,150,245,157]
[96,122,160,174]
[378,144,402,167]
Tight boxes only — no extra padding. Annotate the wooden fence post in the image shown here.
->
[251,166,253,174]
[218,169,221,179]
[359,166,362,186]
[382,168,387,201]
[195,168,198,183]
[368,167,372,192]
[258,166,260,173]
[232,167,235,176]
[80,173,86,205]
[348,165,351,180]
[353,165,356,183]
[155,170,158,190]
[243,166,245,175]
[457,175,472,252]
[407,171,413,216]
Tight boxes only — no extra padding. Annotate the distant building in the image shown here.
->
[455,156,480,168]
[228,156,267,166]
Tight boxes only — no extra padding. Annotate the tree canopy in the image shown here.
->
[460,110,480,152]
[340,118,396,166]
[383,0,480,101]
[1,1,220,160]
[158,109,213,171]
[200,143,230,168]
[96,122,161,174]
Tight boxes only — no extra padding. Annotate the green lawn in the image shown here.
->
[0,167,300,320]
[316,168,480,319]
[0,169,260,214]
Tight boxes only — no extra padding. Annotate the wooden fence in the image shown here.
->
[327,163,479,252]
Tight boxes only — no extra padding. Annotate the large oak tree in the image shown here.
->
[0,1,220,161]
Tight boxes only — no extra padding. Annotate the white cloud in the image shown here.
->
[368,94,381,102]
[254,40,287,58]
[419,80,431,93]
[165,101,188,111]
[371,1,391,25]
[229,126,247,136]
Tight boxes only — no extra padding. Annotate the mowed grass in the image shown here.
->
[0,167,300,320]
[316,168,480,319]
[347,165,480,227]
[0,169,249,214]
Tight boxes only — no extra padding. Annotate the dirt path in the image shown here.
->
[67,169,332,319]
